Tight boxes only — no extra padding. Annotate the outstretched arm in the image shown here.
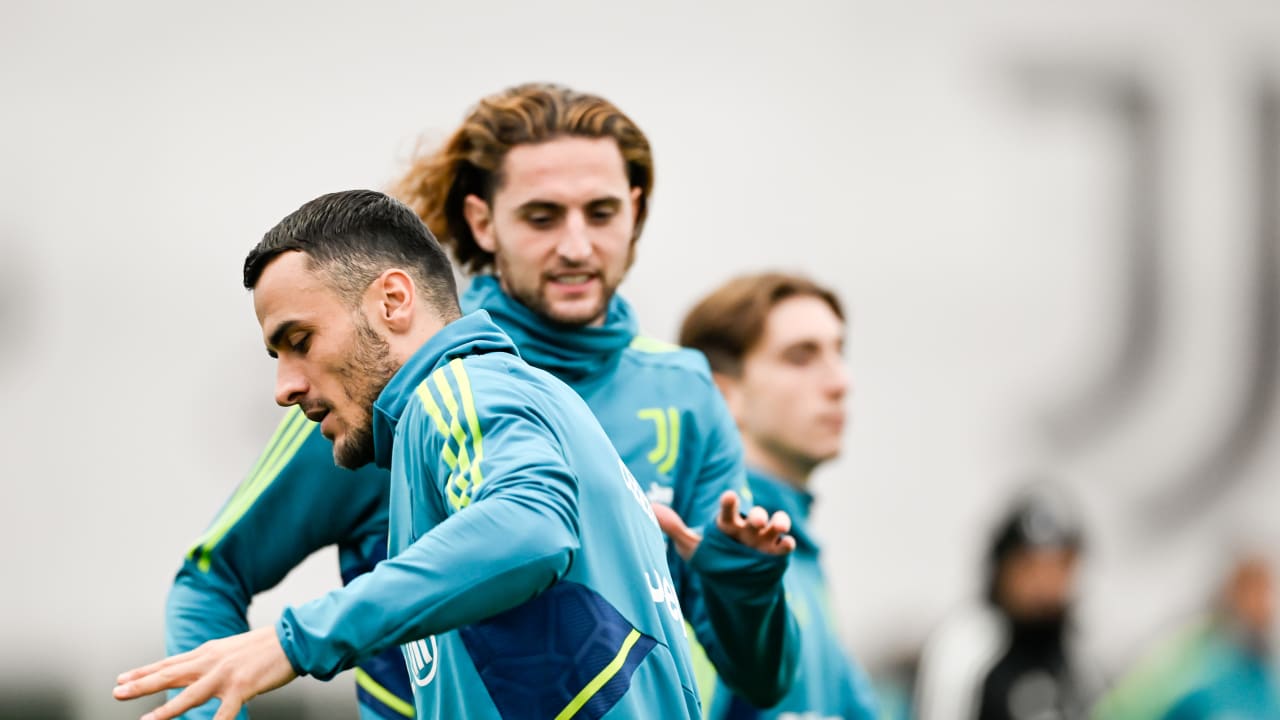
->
[665,394,800,708]
[163,408,388,719]
[120,397,583,717]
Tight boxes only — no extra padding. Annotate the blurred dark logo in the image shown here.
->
[1019,69,1280,531]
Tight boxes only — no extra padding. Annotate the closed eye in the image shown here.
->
[519,203,565,229]
[586,199,622,224]
[782,343,820,365]
[289,332,311,355]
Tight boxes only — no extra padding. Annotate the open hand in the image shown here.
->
[653,490,795,561]
[113,626,297,720]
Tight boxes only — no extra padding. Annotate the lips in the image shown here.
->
[817,413,846,431]
[547,272,598,288]
[302,404,334,438]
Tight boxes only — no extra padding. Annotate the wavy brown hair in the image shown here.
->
[390,83,655,274]
[679,272,845,377]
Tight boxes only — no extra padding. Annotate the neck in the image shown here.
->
[390,315,448,366]
[462,275,638,382]
[743,439,815,489]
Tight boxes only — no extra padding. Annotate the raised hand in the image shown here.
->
[653,490,795,561]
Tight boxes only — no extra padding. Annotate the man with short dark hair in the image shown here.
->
[116,190,702,720]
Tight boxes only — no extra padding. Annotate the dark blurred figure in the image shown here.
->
[916,484,1094,720]
[1094,551,1280,719]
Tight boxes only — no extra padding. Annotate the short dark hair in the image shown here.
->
[679,272,845,377]
[244,189,461,319]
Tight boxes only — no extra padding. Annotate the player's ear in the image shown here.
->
[368,269,416,333]
[712,371,746,427]
[629,186,642,226]
[463,194,497,253]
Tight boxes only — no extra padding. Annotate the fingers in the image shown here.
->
[116,652,190,686]
[652,501,691,538]
[745,505,769,529]
[653,501,702,561]
[749,510,794,553]
[717,491,740,527]
[114,661,202,702]
[768,510,792,536]
[715,493,799,556]
[211,693,245,720]
[715,500,797,556]
[139,679,218,720]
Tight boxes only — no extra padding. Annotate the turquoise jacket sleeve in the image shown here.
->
[164,408,389,719]
[679,393,799,708]
[275,393,581,680]
[686,526,798,708]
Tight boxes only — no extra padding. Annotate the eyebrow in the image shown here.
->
[781,339,822,352]
[515,196,623,213]
[265,319,300,359]
[515,200,563,215]
[780,336,846,353]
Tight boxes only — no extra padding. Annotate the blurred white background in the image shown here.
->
[4,1,1280,717]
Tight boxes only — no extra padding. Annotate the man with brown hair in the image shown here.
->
[392,82,798,707]
[680,271,879,719]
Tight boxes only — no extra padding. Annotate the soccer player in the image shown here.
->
[392,82,799,706]
[163,81,798,720]
[116,190,703,720]
[678,272,880,719]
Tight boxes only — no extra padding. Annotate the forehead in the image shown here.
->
[757,295,844,348]
[495,136,630,205]
[252,251,345,332]
[1008,546,1079,567]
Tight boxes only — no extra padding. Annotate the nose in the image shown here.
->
[556,211,592,263]
[826,357,851,399]
[274,357,309,407]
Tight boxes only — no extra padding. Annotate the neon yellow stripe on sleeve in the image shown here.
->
[432,369,472,473]
[189,410,315,571]
[432,371,469,508]
[186,407,305,560]
[448,359,484,490]
[237,407,303,498]
[355,669,415,718]
[415,383,458,470]
[554,629,642,720]
[415,363,485,512]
